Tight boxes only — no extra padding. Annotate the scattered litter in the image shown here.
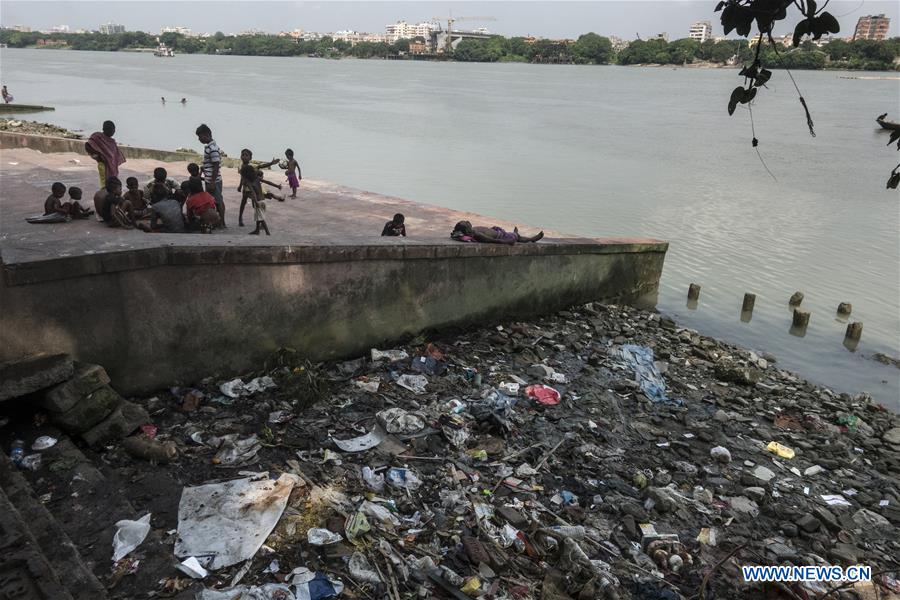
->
[766,441,795,459]
[525,384,561,405]
[396,374,428,395]
[175,473,299,569]
[307,528,343,545]
[377,407,425,434]
[112,513,151,562]
[613,344,680,404]
[332,427,385,452]
[31,436,57,451]
[371,348,409,362]
[177,556,208,579]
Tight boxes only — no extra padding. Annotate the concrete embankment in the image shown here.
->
[0,142,668,394]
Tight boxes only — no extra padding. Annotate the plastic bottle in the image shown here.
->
[9,440,24,466]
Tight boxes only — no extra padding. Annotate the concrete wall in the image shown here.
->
[0,242,667,394]
[0,131,241,166]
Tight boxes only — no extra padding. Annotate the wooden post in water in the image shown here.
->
[846,322,863,341]
[789,291,804,306]
[742,293,756,313]
[837,302,852,316]
[792,309,810,328]
[688,283,701,301]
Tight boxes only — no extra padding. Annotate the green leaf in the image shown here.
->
[889,130,900,146]
[721,5,737,35]
[728,86,743,115]
[742,87,758,104]
[755,69,772,87]
[807,0,818,16]
[793,19,810,47]
[818,12,840,34]
[715,1,726,11]
[887,172,900,190]
[735,7,754,36]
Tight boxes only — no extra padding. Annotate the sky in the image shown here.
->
[1,0,898,40]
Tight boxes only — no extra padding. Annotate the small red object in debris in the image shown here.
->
[425,343,444,361]
[525,384,561,406]
[139,425,157,439]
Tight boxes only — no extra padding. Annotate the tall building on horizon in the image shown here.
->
[99,22,125,35]
[852,14,890,40]
[689,21,713,43]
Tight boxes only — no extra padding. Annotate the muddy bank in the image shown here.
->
[0,117,81,138]
[2,302,899,600]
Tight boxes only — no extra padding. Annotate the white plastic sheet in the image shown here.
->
[175,474,299,569]
[112,513,151,562]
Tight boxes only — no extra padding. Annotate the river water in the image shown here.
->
[2,49,898,407]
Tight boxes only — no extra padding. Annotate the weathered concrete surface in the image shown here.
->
[1,148,668,394]
[0,130,236,166]
[0,354,73,402]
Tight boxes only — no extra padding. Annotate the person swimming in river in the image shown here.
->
[450,221,544,245]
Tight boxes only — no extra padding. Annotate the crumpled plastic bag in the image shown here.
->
[371,348,409,362]
[349,552,382,584]
[112,513,151,562]
[377,408,425,434]
[396,374,428,395]
[386,467,423,491]
[197,584,296,600]
[219,376,277,398]
[525,384,561,406]
[212,434,262,467]
[307,528,343,545]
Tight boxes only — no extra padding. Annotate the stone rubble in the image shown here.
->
[2,302,899,600]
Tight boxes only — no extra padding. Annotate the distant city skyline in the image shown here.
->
[2,1,898,40]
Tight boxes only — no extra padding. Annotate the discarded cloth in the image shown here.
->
[613,344,681,405]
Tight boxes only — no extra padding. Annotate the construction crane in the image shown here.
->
[431,12,496,53]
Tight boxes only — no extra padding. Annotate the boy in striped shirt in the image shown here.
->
[195,124,225,227]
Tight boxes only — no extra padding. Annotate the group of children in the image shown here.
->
[40,148,304,236]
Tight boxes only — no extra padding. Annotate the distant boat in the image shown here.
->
[876,113,900,131]
[0,103,55,113]
[154,43,175,57]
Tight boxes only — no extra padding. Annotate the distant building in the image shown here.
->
[161,26,192,36]
[12,25,32,32]
[385,21,434,43]
[331,30,387,45]
[99,22,125,34]
[409,40,427,54]
[853,14,890,40]
[689,21,712,43]
[49,25,70,33]
[652,32,669,42]
[609,36,630,51]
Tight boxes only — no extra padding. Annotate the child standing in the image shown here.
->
[236,149,281,226]
[239,164,270,236]
[284,148,302,199]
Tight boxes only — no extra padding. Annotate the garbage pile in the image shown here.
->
[92,303,900,598]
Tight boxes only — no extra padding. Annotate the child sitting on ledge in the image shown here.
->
[44,182,92,219]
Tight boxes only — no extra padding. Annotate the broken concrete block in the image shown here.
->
[81,401,149,447]
[50,384,121,434]
[41,363,111,413]
[0,354,73,402]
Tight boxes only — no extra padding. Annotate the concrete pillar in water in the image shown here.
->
[789,291,804,306]
[688,283,701,301]
[846,321,863,341]
[742,293,756,313]
[792,309,810,328]
[790,308,810,338]
[837,302,852,316]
